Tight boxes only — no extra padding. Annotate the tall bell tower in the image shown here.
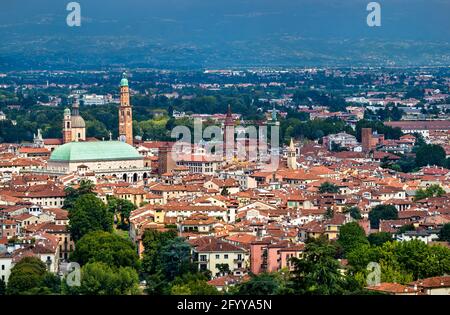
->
[63,108,72,144]
[118,72,133,145]
[287,138,298,170]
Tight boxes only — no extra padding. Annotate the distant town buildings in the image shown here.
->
[0,68,449,294]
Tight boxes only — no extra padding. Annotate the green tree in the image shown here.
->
[348,240,450,284]
[70,231,139,269]
[216,263,231,276]
[368,232,392,246]
[68,194,113,241]
[405,88,424,99]
[65,262,139,295]
[368,205,398,229]
[141,229,178,276]
[439,223,450,242]
[337,222,369,255]
[325,207,334,219]
[0,279,5,295]
[6,257,60,295]
[414,184,446,201]
[160,238,196,282]
[415,144,446,167]
[319,182,340,194]
[290,237,347,295]
[140,229,182,294]
[169,273,218,295]
[235,272,292,295]
[63,179,96,210]
[445,158,450,169]
[107,196,136,229]
[344,206,362,220]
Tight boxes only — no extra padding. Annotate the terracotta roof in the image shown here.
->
[192,237,245,253]
[366,282,417,294]
[410,276,450,288]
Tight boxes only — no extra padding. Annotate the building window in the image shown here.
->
[1,265,4,270]
[215,254,220,259]
[224,254,228,259]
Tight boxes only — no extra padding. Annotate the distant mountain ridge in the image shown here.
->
[1,0,449,69]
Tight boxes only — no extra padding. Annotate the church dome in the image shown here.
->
[120,72,129,87]
[49,141,142,162]
[71,115,86,128]
[120,77,129,87]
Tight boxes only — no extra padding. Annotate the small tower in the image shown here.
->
[69,98,86,142]
[287,138,298,170]
[158,144,176,175]
[361,127,373,153]
[119,72,133,146]
[63,108,72,144]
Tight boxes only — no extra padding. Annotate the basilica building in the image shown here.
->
[44,74,150,182]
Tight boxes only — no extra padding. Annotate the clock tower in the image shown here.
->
[118,73,133,145]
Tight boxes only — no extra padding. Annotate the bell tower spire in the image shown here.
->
[119,72,133,145]
[287,138,298,170]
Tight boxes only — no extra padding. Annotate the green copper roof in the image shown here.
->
[120,78,128,87]
[49,141,142,162]
[120,72,128,87]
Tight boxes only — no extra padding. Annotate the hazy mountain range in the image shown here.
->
[1,0,449,70]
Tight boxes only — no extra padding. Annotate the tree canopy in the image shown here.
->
[6,257,60,295]
[344,206,362,220]
[0,279,5,295]
[68,194,113,242]
[414,184,446,201]
[63,179,96,210]
[169,273,218,295]
[319,182,340,194]
[337,222,369,255]
[415,144,446,167]
[368,232,392,246]
[64,262,139,295]
[70,231,140,270]
[368,205,398,229]
[235,271,293,295]
[290,237,349,295]
[439,223,450,242]
[107,196,136,229]
[347,240,450,284]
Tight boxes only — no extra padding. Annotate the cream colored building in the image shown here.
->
[46,141,151,183]
[192,238,248,278]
